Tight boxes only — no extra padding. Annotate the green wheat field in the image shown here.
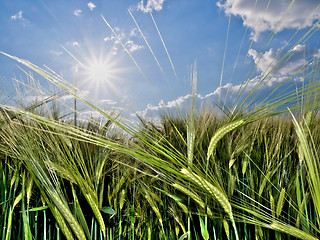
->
[2,1,320,240]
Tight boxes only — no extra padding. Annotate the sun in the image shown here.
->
[78,49,128,98]
[87,61,111,83]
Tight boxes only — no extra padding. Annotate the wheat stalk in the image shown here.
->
[207,120,245,160]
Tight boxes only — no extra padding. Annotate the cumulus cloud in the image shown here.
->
[73,9,82,16]
[217,0,320,41]
[87,2,96,11]
[11,11,24,20]
[134,94,214,120]
[248,44,313,77]
[135,79,286,120]
[137,45,319,120]
[137,0,165,13]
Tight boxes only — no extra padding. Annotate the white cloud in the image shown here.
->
[87,2,96,11]
[82,106,125,120]
[135,78,281,120]
[125,40,144,52]
[248,48,279,73]
[112,46,118,55]
[104,36,115,42]
[292,44,306,52]
[217,0,320,41]
[137,0,165,13]
[98,99,118,105]
[49,50,63,56]
[104,27,144,54]
[25,95,49,103]
[137,45,319,120]
[26,94,75,103]
[134,102,164,119]
[82,110,104,119]
[130,28,138,37]
[73,9,82,16]
[248,44,311,76]
[60,95,74,101]
[64,41,80,48]
[11,11,24,20]
[134,94,209,120]
[314,49,320,58]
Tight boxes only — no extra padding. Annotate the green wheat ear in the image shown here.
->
[268,222,319,240]
[180,168,239,240]
[276,188,286,217]
[207,119,245,160]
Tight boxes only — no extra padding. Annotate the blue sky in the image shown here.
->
[1,0,320,120]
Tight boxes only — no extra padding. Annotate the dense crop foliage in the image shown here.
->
[1,103,320,239]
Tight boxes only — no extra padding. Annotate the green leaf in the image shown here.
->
[100,206,115,218]
[154,187,183,202]
[21,206,48,212]
[178,231,190,240]
[130,204,136,224]
[199,216,209,240]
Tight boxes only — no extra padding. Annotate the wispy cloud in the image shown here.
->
[73,9,82,16]
[11,11,24,20]
[98,99,118,105]
[49,50,63,56]
[26,93,75,104]
[104,27,144,54]
[111,46,118,55]
[87,2,96,11]
[125,40,144,52]
[130,28,138,37]
[64,41,80,48]
[103,36,116,42]
[217,0,320,41]
[137,0,165,13]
